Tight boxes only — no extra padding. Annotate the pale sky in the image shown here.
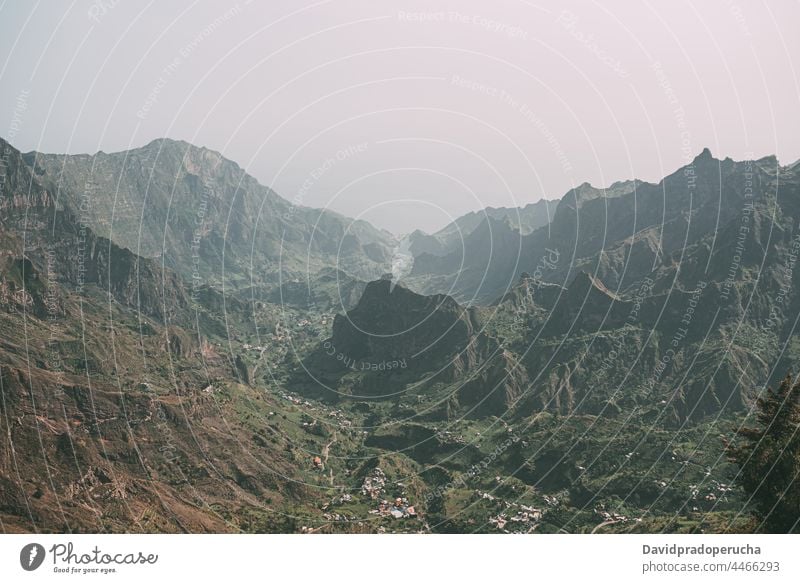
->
[1,0,798,234]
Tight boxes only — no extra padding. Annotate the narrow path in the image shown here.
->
[250,347,268,379]
[322,431,338,486]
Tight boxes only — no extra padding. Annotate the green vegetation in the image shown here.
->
[727,374,800,533]
[2,136,800,534]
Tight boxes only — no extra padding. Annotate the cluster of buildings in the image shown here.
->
[477,490,545,532]
[322,493,352,509]
[280,392,310,406]
[595,507,628,523]
[369,497,417,519]
[327,409,352,428]
[241,343,266,352]
[360,467,387,499]
[434,429,467,445]
[542,494,560,506]
[490,505,544,530]
[358,468,418,520]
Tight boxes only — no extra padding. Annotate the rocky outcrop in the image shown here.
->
[329,279,478,368]
[303,279,531,417]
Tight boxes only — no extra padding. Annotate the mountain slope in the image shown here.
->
[0,138,345,532]
[25,139,395,289]
[406,151,786,304]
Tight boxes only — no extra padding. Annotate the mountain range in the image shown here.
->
[1,135,798,533]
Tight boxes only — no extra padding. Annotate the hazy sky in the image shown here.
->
[1,0,799,234]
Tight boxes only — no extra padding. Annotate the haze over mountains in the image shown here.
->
[1,134,799,533]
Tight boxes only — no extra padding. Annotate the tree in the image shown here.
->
[727,374,800,533]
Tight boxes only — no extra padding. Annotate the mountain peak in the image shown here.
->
[141,137,192,150]
[755,153,778,168]
[138,137,228,162]
[694,147,714,163]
